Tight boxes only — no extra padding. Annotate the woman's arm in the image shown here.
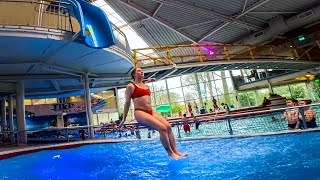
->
[119,84,134,128]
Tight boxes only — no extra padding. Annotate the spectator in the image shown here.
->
[298,100,317,128]
[212,97,219,111]
[262,97,271,107]
[281,98,299,129]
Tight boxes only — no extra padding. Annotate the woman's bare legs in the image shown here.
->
[153,112,187,157]
[134,111,180,158]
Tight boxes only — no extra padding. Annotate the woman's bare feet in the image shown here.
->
[168,153,182,159]
[176,152,188,157]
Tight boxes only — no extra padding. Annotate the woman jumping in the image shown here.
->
[118,68,187,158]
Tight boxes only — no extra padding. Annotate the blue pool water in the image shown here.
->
[1,132,320,179]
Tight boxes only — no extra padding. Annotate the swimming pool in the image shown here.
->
[1,132,320,179]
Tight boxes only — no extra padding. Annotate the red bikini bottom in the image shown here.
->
[135,109,153,115]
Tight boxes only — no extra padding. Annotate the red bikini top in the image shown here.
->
[131,83,151,99]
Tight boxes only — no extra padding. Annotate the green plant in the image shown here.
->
[118,112,123,120]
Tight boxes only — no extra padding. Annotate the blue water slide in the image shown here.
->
[63,0,116,48]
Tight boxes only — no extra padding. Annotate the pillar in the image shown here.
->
[255,90,261,105]
[234,91,241,109]
[8,94,14,140]
[194,73,204,107]
[114,87,120,120]
[221,71,230,104]
[267,80,274,94]
[1,98,6,132]
[165,79,173,117]
[16,81,27,143]
[83,73,94,138]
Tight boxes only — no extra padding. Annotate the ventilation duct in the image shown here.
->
[242,5,320,45]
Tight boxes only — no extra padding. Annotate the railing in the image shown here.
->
[132,42,320,68]
[0,0,74,32]
[110,22,133,58]
[1,103,319,147]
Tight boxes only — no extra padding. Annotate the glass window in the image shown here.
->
[247,91,257,107]
[32,99,46,105]
[224,71,230,78]
[204,81,217,97]
[213,71,221,80]
[117,88,126,99]
[226,78,234,93]
[232,70,242,76]
[181,74,196,86]
[257,89,270,105]
[238,92,250,108]
[197,72,214,83]
[154,90,169,105]
[46,98,57,104]
[183,85,198,102]
[288,83,308,99]
[214,80,224,95]
[166,77,181,89]
[273,85,291,98]
[150,92,156,105]
[24,100,32,105]
[170,101,186,117]
[169,88,184,102]
[146,82,154,92]
[153,80,167,91]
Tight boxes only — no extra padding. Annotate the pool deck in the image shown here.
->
[1,128,320,160]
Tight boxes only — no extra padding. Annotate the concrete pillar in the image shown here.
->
[83,73,94,138]
[1,98,6,132]
[267,80,274,94]
[8,95,14,140]
[16,81,27,143]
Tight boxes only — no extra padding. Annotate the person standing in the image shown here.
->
[188,102,193,115]
[212,97,219,112]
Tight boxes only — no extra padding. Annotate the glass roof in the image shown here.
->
[93,0,150,50]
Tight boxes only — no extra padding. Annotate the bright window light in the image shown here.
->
[92,0,150,50]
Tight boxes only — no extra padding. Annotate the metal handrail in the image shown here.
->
[132,42,317,68]
[0,0,74,32]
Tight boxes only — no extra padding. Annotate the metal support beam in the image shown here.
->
[0,74,77,80]
[50,80,62,92]
[178,19,222,30]
[157,68,177,80]
[150,0,261,30]
[153,3,163,17]
[118,17,150,29]
[191,66,208,73]
[117,0,197,43]
[198,0,270,41]
[176,67,193,75]
[145,71,158,79]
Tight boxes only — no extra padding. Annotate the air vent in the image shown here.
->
[297,10,314,19]
[253,30,264,38]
